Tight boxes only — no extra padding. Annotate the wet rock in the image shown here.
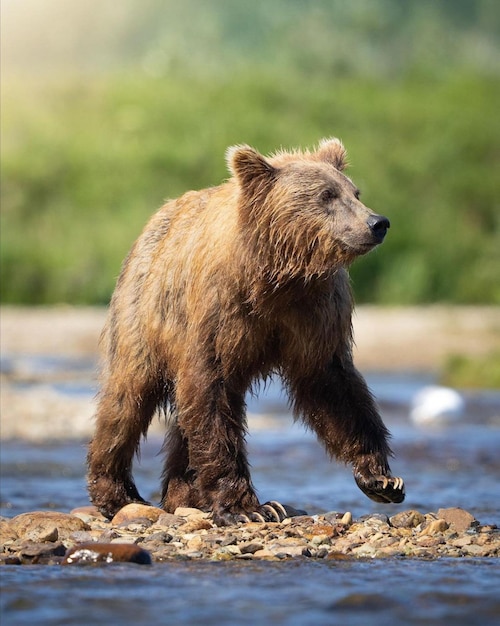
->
[173,507,209,519]
[19,541,67,563]
[451,535,473,547]
[359,513,389,524]
[420,519,449,535]
[437,507,478,532]
[389,510,426,528]
[240,542,264,554]
[117,519,153,532]
[0,519,19,544]
[111,504,164,526]
[69,530,95,544]
[340,511,353,525]
[70,506,107,523]
[178,518,213,533]
[252,547,276,559]
[0,554,22,565]
[62,542,152,565]
[156,513,185,527]
[27,524,58,543]
[143,531,173,543]
[220,534,238,546]
[2,504,499,563]
[9,511,89,541]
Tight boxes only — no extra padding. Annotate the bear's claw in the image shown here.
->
[354,473,405,504]
[243,501,290,523]
[212,500,290,526]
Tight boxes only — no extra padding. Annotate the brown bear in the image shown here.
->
[87,138,405,525]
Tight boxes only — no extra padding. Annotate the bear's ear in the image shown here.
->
[226,145,276,191]
[316,138,348,171]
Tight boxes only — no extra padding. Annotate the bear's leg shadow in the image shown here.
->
[288,356,405,505]
[87,378,159,519]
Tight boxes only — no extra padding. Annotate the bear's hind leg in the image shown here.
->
[173,367,288,526]
[87,381,158,519]
[160,420,201,511]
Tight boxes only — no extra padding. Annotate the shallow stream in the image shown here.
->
[1,366,499,625]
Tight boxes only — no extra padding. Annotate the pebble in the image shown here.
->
[390,510,425,529]
[437,507,478,533]
[111,504,164,525]
[0,506,498,564]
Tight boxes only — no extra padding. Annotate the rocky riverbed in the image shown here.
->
[1,503,498,565]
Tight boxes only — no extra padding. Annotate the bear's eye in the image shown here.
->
[320,188,338,204]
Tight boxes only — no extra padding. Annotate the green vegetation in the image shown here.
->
[1,0,499,305]
[441,352,500,389]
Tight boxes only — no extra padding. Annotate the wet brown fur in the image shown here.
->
[87,138,404,524]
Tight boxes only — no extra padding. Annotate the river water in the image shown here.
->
[1,369,500,625]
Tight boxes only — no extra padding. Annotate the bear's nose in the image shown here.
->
[367,214,390,242]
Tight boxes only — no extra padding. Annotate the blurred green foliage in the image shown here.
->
[441,352,500,389]
[1,0,499,304]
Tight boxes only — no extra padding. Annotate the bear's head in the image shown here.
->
[227,138,389,283]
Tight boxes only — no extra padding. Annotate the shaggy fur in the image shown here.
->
[87,138,405,525]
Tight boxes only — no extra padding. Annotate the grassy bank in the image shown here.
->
[2,70,499,305]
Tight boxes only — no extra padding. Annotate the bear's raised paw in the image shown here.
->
[354,474,405,504]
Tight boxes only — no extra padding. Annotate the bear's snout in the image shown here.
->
[367,214,390,243]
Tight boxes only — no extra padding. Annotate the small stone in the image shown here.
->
[451,536,473,547]
[341,511,353,525]
[322,512,344,524]
[110,536,139,545]
[305,523,337,539]
[186,535,204,550]
[179,519,213,532]
[19,541,66,560]
[145,531,172,543]
[220,534,238,547]
[417,536,444,547]
[26,524,58,543]
[0,520,18,544]
[437,507,478,533]
[390,510,425,529]
[462,543,491,557]
[252,547,276,559]
[314,547,329,558]
[9,512,89,541]
[359,513,388,524]
[276,545,307,558]
[0,554,22,565]
[239,542,264,554]
[70,531,95,544]
[310,534,330,546]
[62,542,152,565]
[111,504,164,526]
[119,520,152,532]
[156,513,184,527]
[419,519,449,535]
[174,507,208,518]
[70,506,107,523]
[352,544,378,558]
[186,551,204,559]
[219,545,241,556]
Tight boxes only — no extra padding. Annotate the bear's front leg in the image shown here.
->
[172,366,288,525]
[288,356,405,505]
